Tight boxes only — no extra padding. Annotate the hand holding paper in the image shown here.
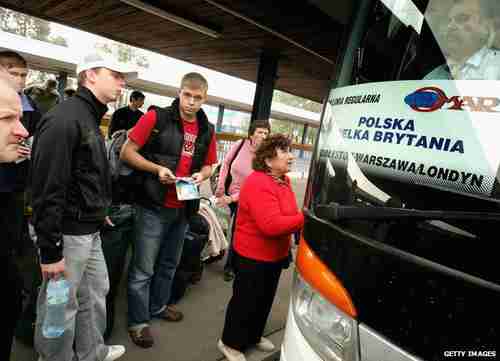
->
[175,177,200,200]
[191,172,204,185]
[158,166,176,184]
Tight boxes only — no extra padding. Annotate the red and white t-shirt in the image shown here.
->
[129,109,217,208]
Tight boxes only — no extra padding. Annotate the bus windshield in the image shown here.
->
[313,0,500,216]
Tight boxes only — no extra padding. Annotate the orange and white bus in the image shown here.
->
[282,0,500,360]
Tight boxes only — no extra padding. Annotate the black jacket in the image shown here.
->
[138,98,214,215]
[108,105,143,139]
[32,87,112,263]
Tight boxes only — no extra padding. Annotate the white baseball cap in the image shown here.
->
[76,53,138,80]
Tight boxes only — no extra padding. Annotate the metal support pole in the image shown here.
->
[250,52,279,123]
[216,104,225,132]
[300,124,309,158]
[56,71,67,98]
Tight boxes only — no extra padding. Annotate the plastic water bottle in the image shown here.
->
[42,278,69,338]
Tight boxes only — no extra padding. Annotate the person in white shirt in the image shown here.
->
[425,0,500,80]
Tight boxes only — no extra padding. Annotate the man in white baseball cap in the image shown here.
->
[31,53,137,361]
[77,53,138,80]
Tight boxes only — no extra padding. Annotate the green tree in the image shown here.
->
[95,41,150,69]
[269,118,306,143]
[0,7,67,47]
[273,90,322,113]
[49,35,68,47]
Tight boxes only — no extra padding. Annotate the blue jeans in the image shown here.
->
[127,205,188,329]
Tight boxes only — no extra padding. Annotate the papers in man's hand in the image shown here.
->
[175,177,200,200]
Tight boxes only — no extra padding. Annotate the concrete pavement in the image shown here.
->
[11,177,307,361]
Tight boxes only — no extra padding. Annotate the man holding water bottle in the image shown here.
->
[31,53,137,361]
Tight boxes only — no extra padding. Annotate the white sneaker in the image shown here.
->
[103,345,126,361]
[255,337,275,352]
[217,339,247,361]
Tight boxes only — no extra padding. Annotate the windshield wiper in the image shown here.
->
[315,203,500,222]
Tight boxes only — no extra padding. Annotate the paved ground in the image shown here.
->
[11,177,307,361]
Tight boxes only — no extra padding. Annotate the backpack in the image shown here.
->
[106,129,134,181]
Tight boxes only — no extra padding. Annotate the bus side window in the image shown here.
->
[356,7,414,83]
[356,1,447,82]
[397,20,446,80]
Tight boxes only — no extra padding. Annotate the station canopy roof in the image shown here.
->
[0,0,354,103]
[0,31,321,126]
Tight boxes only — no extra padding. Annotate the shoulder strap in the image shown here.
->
[224,139,246,193]
[227,139,245,172]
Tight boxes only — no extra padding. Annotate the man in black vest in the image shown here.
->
[121,72,217,348]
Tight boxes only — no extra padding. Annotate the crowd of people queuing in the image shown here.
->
[2,49,303,361]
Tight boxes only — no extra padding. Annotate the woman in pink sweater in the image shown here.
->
[217,134,304,361]
[215,120,270,281]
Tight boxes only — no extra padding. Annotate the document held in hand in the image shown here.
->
[175,177,200,200]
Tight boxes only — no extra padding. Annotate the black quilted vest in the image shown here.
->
[138,98,214,216]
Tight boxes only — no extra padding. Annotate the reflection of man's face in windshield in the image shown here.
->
[425,0,454,34]
[442,0,490,61]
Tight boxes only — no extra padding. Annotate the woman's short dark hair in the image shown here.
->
[248,120,271,138]
[253,133,292,172]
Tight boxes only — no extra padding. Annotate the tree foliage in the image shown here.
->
[0,7,67,47]
[95,41,150,69]
[0,8,69,84]
[271,90,321,144]
[273,90,322,113]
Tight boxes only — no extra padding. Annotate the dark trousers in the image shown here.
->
[6,256,23,360]
[2,191,24,360]
[101,204,135,339]
[223,202,238,271]
[4,191,26,254]
[221,252,283,351]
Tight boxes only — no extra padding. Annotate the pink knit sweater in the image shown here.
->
[215,139,256,202]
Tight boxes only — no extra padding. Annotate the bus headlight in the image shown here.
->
[292,273,359,361]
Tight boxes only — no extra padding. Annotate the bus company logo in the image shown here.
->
[404,87,500,113]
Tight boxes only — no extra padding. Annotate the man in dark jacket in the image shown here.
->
[25,78,62,115]
[121,72,217,348]
[0,67,30,361]
[107,90,145,138]
[0,51,42,255]
[31,53,137,361]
